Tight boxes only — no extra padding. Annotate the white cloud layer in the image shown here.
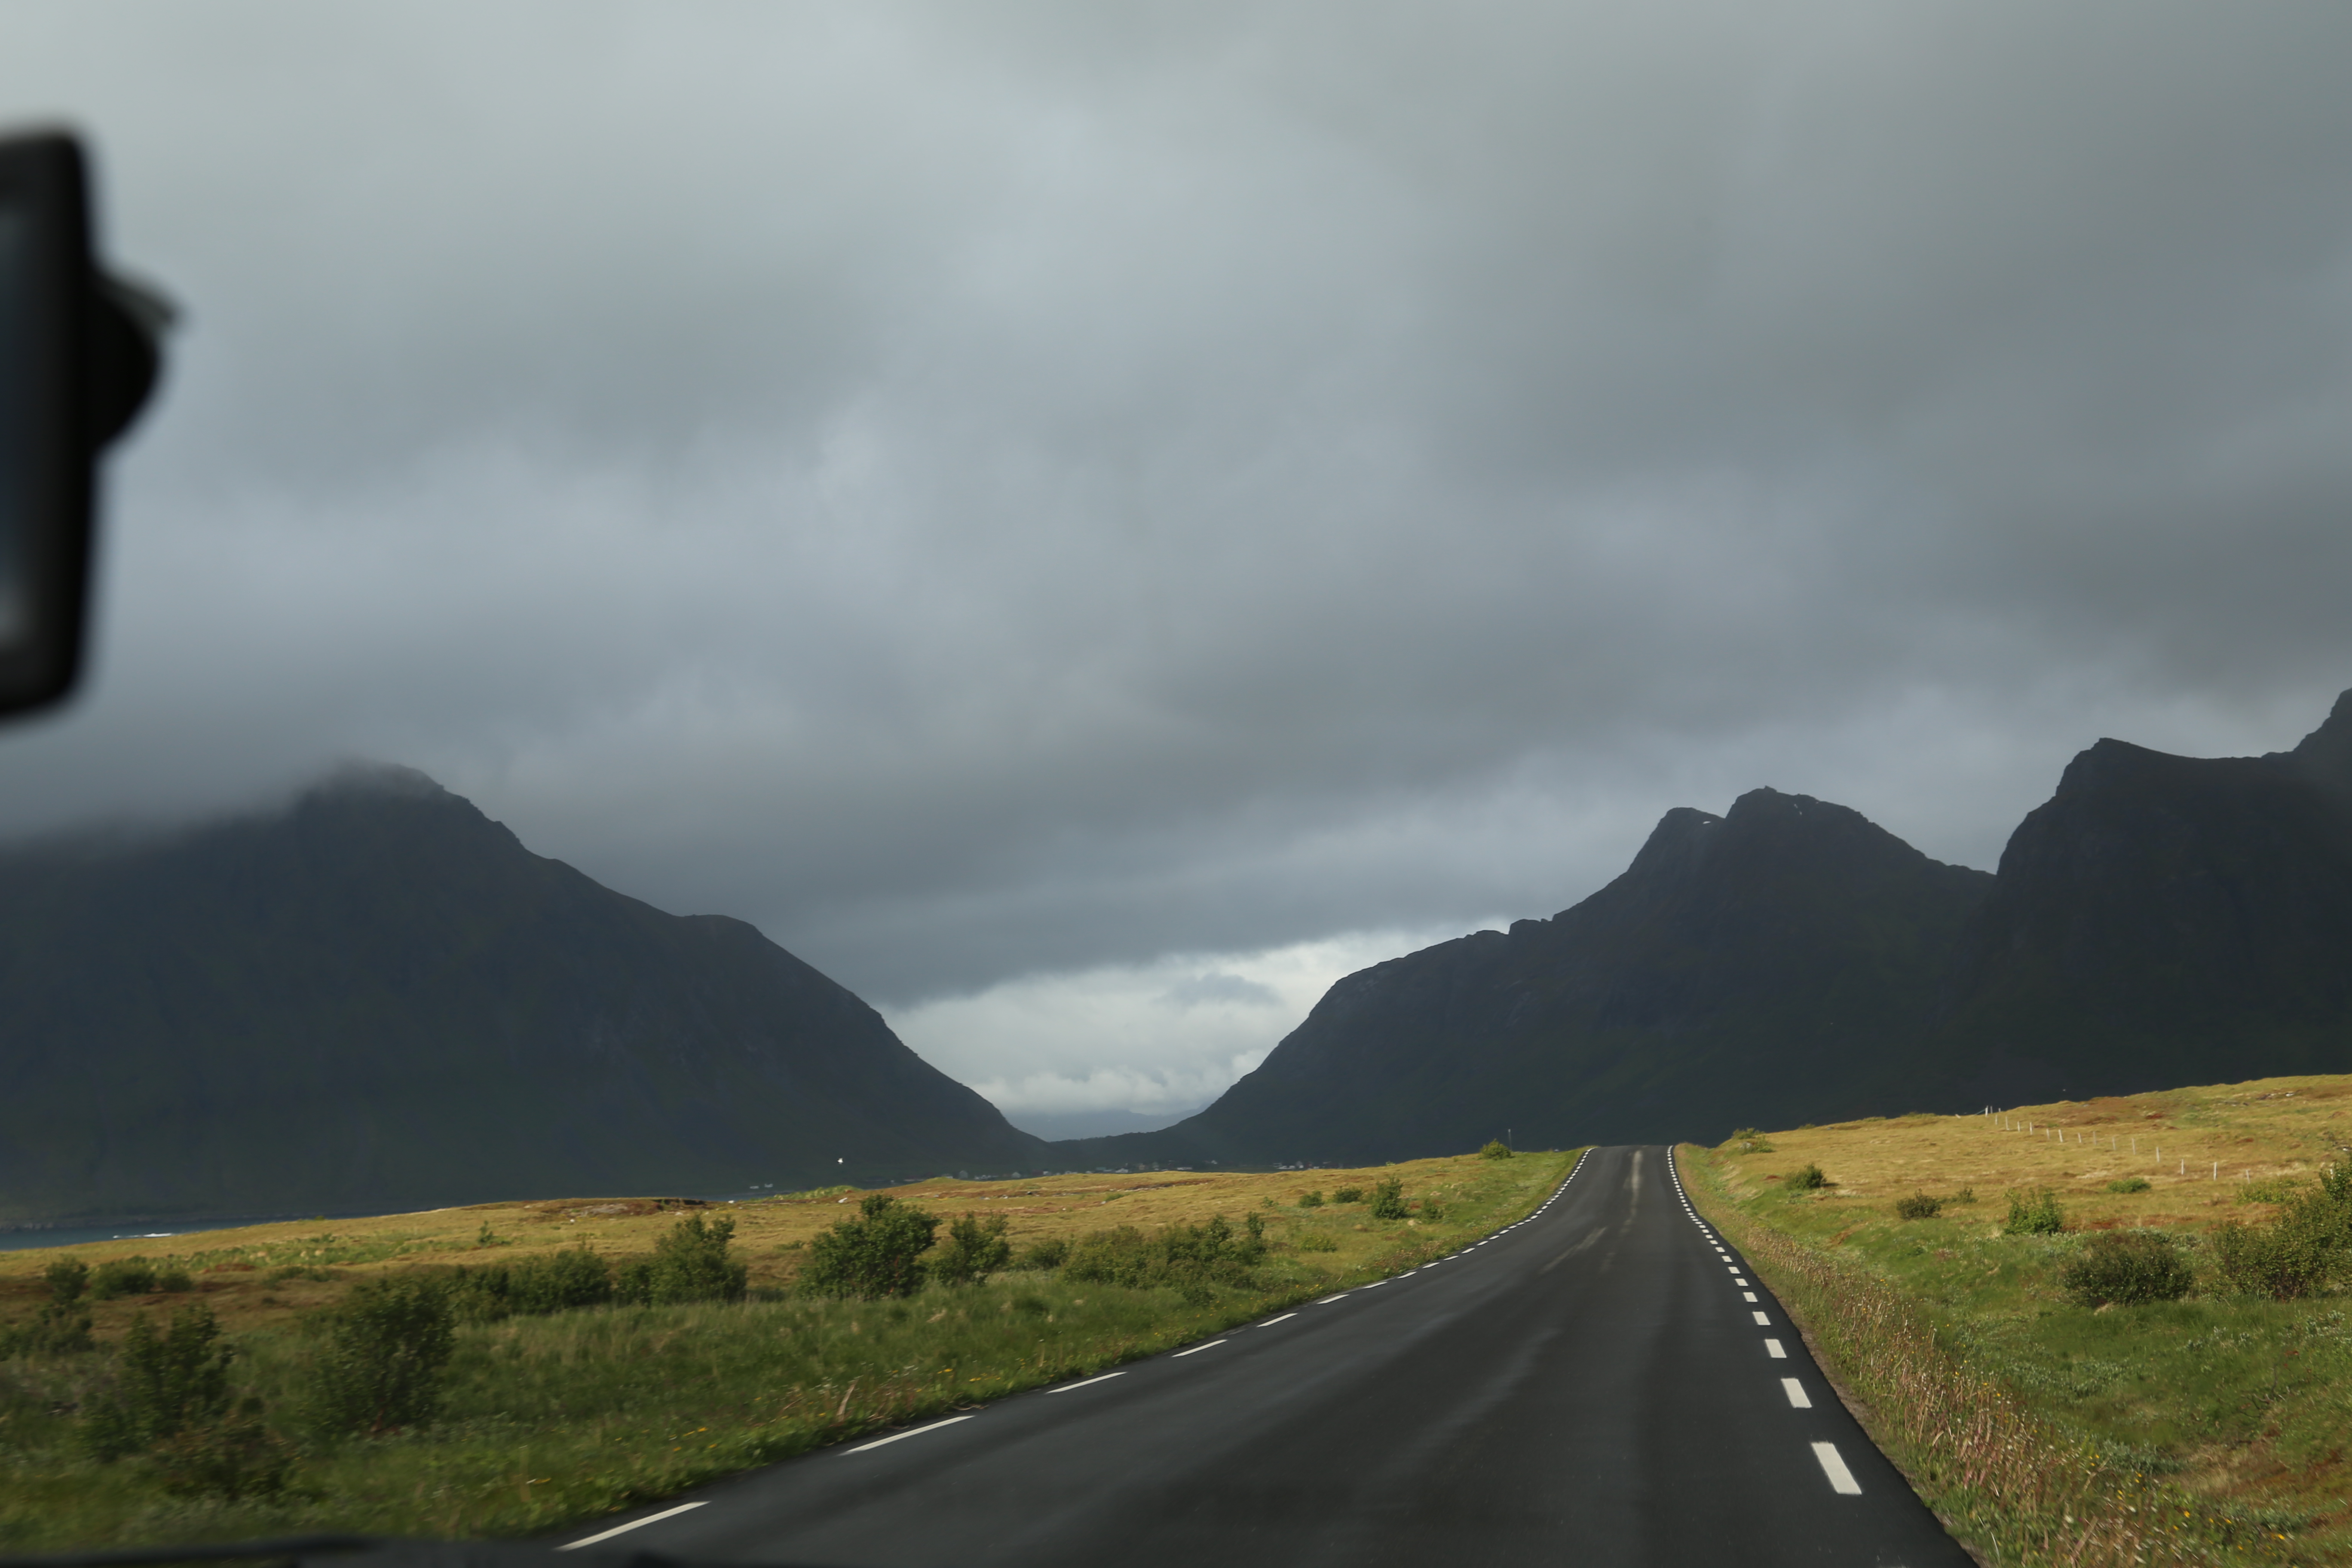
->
[890,927,1479,1118]
[3,3,2350,1113]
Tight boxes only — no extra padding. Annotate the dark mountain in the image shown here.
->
[1934,690,2352,1106]
[0,767,1048,1225]
[1057,691,2352,1165]
[1055,787,1995,1166]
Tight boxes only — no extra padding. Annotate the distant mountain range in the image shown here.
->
[1054,690,2352,1167]
[0,767,1049,1226]
[4,694,2348,1224]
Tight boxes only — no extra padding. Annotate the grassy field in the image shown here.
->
[0,1149,1578,1551]
[1684,1073,2352,1567]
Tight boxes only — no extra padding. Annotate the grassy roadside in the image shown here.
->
[0,1149,1578,1551]
[1679,1074,2352,1568]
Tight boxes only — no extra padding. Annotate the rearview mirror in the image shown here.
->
[0,129,168,717]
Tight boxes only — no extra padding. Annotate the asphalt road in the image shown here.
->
[564,1145,1972,1568]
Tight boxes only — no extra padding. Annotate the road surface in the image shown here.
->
[564,1145,1971,1568]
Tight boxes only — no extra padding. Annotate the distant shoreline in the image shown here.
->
[0,1211,392,1253]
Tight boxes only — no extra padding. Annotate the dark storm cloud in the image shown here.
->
[2,1,2348,1063]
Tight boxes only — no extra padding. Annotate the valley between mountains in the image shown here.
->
[0,692,2349,1563]
[2,691,2346,1228]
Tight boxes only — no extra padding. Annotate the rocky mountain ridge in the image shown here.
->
[0,767,1049,1225]
[1054,690,2352,1165]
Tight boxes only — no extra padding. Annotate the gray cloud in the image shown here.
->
[2,2,2348,1079]
[1160,972,1283,1011]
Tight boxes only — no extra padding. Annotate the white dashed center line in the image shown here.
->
[1046,1372,1127,1396]
[1752,1311,1771,1326]
[1781,1378,1812,1409]
[1764,1338,1787,1359]
[847,1415,977,1452]
[1811,1441,1863,1494]
[1741,1292,1758,1302]
[559,1502,708,1549]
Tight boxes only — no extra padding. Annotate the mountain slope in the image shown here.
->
[0,767,1047,1225]
[1054,691,2352,1165]
[1933,690,2352,1104]
[1054,787,1994,1166]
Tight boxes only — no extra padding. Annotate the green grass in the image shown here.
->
[0,1151,1578,1551]
[1687,1139,2351,1565]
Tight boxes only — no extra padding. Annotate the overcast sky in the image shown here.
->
[5,2,2349,1129]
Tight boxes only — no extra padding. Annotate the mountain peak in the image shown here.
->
[305,760,455,802]
[2287,687,2352,793]
[0,772,1044,1223]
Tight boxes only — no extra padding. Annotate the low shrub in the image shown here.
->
[2237,1177,2302,1204]
[1416,1197,1443,1221]
[2105,1177,2151,1194]
[153,1402,294,1501]
[2058,1230,2193,1307]
[43,1258,89,1303]
[1894,1192,1942,1221]
[1369,1178,1409,1220]
[1951,1187,1976,1204]
[931,1213,1014,1287]
[2208,1221,2307,1298]
[2208,1179,2352,1300]
[2003,1188,2065,1236]
[1787,1164,1827,1192]
[1332,1187,1364,1204]
[268,1265,340,1285]
[1297,1191,1326,1209]
[1480,1140,1513,1160]
[6,1303,95,1359]
[1060,1226,1156,1288]
[1727,1128,1775,1152]
[1063,1214,1265,1296]
[1014,1237,1070,1271]
[801,1196,939,1300]
[89,1256,193,1301]
[1,1260,95,1358]
[445,1246,613,1321]
[83,1305,234,1460]
[1295,1232,1339,1253]
[304,1276,456,1438]
[611,1213,748,1298]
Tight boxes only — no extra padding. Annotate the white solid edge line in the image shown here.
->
[1172,1338,1228,1357]
[1812,1441,1864,1494]
[559,1502,708,1550]
[1046,1372,1127,1395]
[1260,1313,1298,1326]
[1752,1311,1771,1325]
[1782,1378,1813,1409]
[846,1414,976,1452]
[1764,1338,1787,1358]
